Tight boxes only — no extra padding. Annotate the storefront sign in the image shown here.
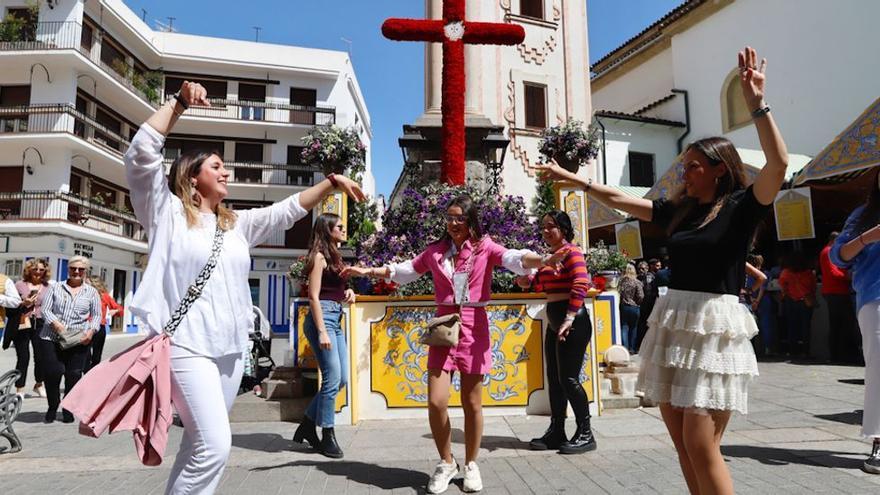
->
[73,242,95,258]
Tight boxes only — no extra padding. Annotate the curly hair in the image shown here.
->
[22,258,51,284]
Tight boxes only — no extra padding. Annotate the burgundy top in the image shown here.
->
[319,268,346,302]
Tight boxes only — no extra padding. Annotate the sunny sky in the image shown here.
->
[122,0,683,198]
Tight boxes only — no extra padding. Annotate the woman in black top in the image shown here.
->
[537,46,788,495]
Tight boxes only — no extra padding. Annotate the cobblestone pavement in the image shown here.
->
[1,335,878,494]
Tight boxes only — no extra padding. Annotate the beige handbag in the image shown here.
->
[421,313,461,347]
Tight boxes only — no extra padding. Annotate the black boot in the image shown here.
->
[319,427,344,458]
[559,417,597,454]
[292,415,320,448]
[529,416,566,450]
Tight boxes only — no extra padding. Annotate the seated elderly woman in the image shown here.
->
[37,255,101,423]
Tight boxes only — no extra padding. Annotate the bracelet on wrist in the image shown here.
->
[173,92,190,110]
[327,173,339,188]
[751,104,771,119]
[584,179,593,192]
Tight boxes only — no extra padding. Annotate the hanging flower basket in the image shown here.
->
[300,126,365,177]
[538,118,600,172]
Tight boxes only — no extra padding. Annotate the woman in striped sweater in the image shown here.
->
[518,210,595,454]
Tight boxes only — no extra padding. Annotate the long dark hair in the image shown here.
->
[306,213,344,275]
[543,210,575,243]
[441,194,483,244]
[853,168,880,235]
[667,137,748,233]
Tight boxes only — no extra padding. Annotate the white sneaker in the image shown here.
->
[33,385,46,398]
[462,461,483,492]
[426,459,459,494]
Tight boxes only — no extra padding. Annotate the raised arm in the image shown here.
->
[531,165,654,221]
[738,46,789,205]
[0,277,21,309]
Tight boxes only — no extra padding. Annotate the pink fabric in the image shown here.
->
[412,237,507,375]
[61,334,172,466]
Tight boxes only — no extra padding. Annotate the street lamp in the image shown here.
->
[482,131,510,193]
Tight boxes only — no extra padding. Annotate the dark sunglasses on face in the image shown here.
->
[69,267,87,273]
[445,214,467,224]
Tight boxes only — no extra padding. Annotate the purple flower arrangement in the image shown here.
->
[357,183,543,295]
[300,125,366,176]
[538,118,600,168]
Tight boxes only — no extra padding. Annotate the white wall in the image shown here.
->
[592,0,880,158]
[598,120,681,187]
[592,47,676,115]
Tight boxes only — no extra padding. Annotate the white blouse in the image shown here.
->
[124,124,308,357]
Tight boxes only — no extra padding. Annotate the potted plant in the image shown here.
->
[287,256,308,297]
[538,118,600,173]
[300,125,365,176]
[585,240,630,290]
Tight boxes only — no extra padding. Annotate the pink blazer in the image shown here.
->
[61,334,172,466]
[412,236,509,305]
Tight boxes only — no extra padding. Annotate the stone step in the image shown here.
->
[601,394,642,409]
[229,392,311,423]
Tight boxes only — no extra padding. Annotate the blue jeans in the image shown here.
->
[303,300,348,428]
[620,304,640,353]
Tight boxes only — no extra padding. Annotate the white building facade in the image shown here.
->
[0,0,373,334]
[590,0,880,189]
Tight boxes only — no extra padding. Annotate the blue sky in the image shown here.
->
[122,0,682,198]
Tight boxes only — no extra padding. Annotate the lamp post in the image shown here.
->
[482,131,509,194]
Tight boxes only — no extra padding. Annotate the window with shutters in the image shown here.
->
[524,83,547,129]
[287,146,312,186]
[234,143,264,183]
[290,88,317,125]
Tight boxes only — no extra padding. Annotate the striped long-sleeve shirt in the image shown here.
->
[533,243,592,313]
[40,282,101,341]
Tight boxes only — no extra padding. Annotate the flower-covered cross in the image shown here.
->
[382,0,525,185]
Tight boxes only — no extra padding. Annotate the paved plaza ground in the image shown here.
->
[1,335,879,494]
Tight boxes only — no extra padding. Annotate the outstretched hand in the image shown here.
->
[179,80,211,107]
[533,163,579,183]
[342,265,372,278]
[334,175,367,202]
[738,46,767,110]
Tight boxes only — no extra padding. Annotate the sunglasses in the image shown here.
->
[69,267,88,273]
[445,214,467,224]
[334,224,346,231]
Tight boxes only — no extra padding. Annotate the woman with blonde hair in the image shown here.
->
[618,263,644,354]
[124,81,365,494]
[11,258,52,397]
[86,276,122,371]
[537,46,789,494]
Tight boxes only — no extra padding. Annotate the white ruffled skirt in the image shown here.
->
[636,288,759,414]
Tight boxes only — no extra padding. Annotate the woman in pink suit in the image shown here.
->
[347,194,558,494]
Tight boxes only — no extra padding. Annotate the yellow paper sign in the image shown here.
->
[614,221,643,260]
[774,187,815,241]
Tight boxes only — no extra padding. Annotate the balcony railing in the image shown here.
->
[0,190,145,242]
[162,158,316,186]
[162,96,335,126]
[0,104,131,156]
[0,21,160,107]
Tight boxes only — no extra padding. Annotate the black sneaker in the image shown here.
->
[864,442,880,474]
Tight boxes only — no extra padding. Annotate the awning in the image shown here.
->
[793,96,880,185]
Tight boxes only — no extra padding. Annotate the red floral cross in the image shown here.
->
[383,0,525,185]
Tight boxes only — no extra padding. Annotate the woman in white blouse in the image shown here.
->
[124,81,365,495]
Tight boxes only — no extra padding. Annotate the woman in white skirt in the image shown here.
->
[830,169,880,474]
[537,46,788,494]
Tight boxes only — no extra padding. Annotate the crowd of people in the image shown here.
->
[1,44,878,495]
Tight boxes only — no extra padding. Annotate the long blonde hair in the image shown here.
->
[168,150,236,230]
[89,276,108,294]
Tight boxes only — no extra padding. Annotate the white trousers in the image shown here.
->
[165,345,243,495]
[859,301,880,438]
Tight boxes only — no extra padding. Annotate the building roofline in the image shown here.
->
[590,0,733,82]
[594,110,686,128]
